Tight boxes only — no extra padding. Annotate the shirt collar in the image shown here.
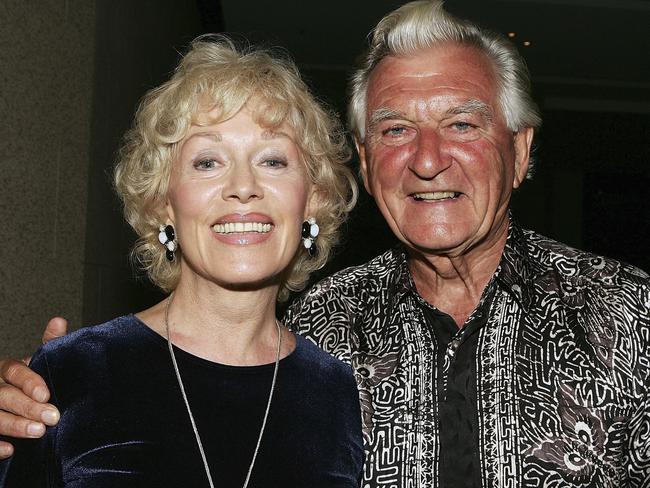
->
[387,216,535,312]
[493,218,536,311]
[386,246,416,308]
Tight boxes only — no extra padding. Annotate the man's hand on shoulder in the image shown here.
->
[0,317,67,459]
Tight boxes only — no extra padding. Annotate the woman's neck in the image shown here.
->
[137,277,293,365]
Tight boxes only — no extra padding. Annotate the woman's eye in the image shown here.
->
[262,158,287,168]
[194,158,217,170]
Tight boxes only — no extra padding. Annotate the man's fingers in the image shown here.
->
[0,359,49,403]
[0,440,15,460]
[0,410,46,440]
[0,381,59,426]
[43,317,68,344]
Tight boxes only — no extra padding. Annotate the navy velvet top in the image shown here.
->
[1,315,363,487]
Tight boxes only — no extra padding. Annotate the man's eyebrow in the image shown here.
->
[368,108,407,134]
[445,99,493,122]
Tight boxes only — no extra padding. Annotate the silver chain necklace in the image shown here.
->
[164,294,282,488]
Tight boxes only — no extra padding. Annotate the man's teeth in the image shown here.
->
[212,222,272,234]
[413,191,460,201]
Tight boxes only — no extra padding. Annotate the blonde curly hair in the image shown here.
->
[114,35,357,301]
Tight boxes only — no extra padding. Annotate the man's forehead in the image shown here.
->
[366,45,500,118]
[366,80,498,119]
[369,44,497,92]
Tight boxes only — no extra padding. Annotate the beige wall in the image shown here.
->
[0,0,95,356]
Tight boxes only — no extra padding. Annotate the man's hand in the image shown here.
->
[0,317,67,459]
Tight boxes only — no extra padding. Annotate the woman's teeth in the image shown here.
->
[212,222,272,234]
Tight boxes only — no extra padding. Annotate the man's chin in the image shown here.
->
[400,225,476,256]
[404,238,472,258]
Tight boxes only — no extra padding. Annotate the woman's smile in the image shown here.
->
[211,213,275,245]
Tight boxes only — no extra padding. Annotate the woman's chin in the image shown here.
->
[185,269,285,295]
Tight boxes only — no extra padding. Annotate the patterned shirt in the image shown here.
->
[285,221,650,488]
[418,300,489,488]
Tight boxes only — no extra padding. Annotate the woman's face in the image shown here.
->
[166,106,314,291]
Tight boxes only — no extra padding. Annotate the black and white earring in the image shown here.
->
[301,218,319,257]
[158,224,177,261]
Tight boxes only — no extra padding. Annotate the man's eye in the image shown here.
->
[452,122,476,131]
[194,159,217,170]
[383,126,407,136]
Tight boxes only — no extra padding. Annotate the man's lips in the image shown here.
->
[411,191,462,201]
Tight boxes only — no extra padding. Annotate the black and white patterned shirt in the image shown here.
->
[285,221,650,488]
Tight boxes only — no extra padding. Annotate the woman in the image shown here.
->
[2,36,362,487]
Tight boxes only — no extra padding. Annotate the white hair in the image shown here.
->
[349,0,542,175]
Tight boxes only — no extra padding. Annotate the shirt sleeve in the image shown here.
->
[283,285,356,365]
[628,392,650,486]
[628,281,650,486]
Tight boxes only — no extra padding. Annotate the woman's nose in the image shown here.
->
[222,162,263,202]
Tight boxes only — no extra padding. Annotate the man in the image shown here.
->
[1,1,648,486]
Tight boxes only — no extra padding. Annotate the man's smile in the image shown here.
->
[411,191,462,201]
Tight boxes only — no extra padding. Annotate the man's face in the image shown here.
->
[358,43,533,258]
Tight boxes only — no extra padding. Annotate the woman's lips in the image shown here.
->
[211,213,274,245]
[212,222,272,234]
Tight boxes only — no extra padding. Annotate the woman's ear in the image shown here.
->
[156,193,175,227]
[163,158,178,224]
[164,202,175,225]
[304,185,322,220]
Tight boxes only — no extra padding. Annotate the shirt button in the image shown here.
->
[447,339,461,356]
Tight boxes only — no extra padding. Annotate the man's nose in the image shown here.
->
[222,162,263,202]
[408,129,451,179]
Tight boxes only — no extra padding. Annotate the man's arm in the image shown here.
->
[0,318,65,459]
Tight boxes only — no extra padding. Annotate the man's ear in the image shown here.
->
[355,138,373,195]
[512,127,534,189]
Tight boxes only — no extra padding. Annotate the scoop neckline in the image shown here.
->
[128,313,301,372]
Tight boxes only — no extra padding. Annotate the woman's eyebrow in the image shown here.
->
[261,130,291,140]
[185,131,223,143]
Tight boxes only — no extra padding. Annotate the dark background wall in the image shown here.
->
[81,0,204,324]
[2,0,648,355]
[1,0,95,357]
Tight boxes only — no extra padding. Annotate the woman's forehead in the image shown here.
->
[190,103,297,138]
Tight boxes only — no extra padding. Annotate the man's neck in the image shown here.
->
[408,223,509,327]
